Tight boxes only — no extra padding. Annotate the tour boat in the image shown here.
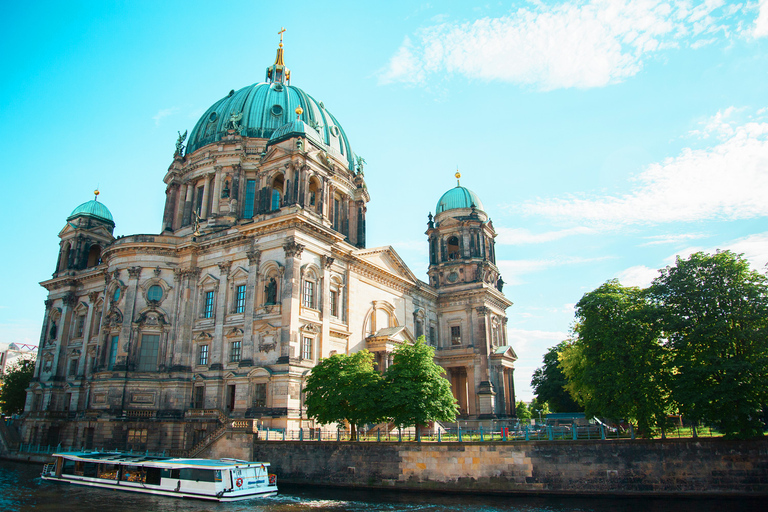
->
[41,451,277,501]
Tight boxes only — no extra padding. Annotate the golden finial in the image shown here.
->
[278,27,286,48]
[94,189,100,200]
[455,169,461,186]
[295,106,303,119]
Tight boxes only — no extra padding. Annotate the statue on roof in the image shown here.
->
[355,155,366,175]
[228,111,243,132]
[175,130,187,156]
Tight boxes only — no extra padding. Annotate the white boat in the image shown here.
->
[41,451,277,501]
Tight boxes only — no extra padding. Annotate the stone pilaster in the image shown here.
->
[242,249,261,365]
[281,238,304,361]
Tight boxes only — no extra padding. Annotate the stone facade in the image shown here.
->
[21,43,517,453]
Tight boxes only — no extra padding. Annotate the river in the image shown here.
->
[0,460,761,512]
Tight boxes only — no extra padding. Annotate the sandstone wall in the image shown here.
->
[250,438,768,495]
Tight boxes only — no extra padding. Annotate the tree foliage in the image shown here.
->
[531,341,583,413]
[381,337,458,429]
[515,401,531,421]
[303,350,383,440]
[528,397,551,420]
[648,251,768,438]
[0,358,35,415]
[560,280,671,436]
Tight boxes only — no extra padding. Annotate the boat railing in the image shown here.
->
[41,463,55,477]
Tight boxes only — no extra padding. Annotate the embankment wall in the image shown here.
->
[249,437,768,496]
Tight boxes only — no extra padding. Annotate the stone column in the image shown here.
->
[320,255,333,358]
[35,299,54,379]
[242,250,261,365]
[201,175,211,218]
[182,184,193,227]
[211,262,230,367]
[117,267,141,368]
[211,167,222,216]
[281,239,304,361]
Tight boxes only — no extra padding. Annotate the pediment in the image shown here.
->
[491,345,518,362]
[354,246,419,284]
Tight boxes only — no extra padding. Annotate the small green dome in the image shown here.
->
[67,199,115,226]
[436,186,485,214]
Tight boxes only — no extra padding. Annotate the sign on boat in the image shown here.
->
[41,451,277,501]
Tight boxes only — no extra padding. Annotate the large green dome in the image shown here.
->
[186,82,354,170]
[436,186,485,214]
[67,199,115,226]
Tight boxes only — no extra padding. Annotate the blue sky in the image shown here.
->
[2,1,767,401]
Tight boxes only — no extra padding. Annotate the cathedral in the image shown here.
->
[22,39,517,451]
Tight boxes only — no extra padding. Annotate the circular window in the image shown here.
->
[270,104,284,117]
[271,83,284,92]
[208,112,218,123]
[112,288,121,302]
[147,285,163,302]
[330,126,339,137]
[447,272,459,283]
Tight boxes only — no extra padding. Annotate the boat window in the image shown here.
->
[179,468,216,482]
[62,459,76,475]
[83,462,98,477]
[97,463,120,480]
[161,468,181,479]
[145,467,162,485]
[122,465,146,483]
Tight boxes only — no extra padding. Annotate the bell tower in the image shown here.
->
[427,172,516,420]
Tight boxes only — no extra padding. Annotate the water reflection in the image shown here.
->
[0,460,760,512]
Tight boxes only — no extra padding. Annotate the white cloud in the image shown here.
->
[152,107,179,126]
[498,255,614,284]
[524,109,768,226]
[640,232,709,246]
[616,264,660,287]
[496,226,596,245]
[754,0,768,37]
[379,0,740,90]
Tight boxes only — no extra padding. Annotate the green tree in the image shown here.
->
[515,400,531,421]
[561,280,671,436]
[528,397,550,421]
[531,341,583,412]
[0,358,35,415]
[648,251,768,438]
[381,337,458,430]
[303,350,383,440]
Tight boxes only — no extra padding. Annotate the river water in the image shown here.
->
[0,460,760,512]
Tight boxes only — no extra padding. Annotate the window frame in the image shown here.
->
[203,290,215,318]
[234,284,246,313]
[198,344,209,366]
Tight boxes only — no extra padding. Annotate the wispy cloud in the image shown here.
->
[617,231,768,288]
[379,0,744,90]
[523,107,768,227]
[496,226,596,245]
[498,255,614,285]
[754,0,768,37]
[639,232,709,246]
[152,107,179,126]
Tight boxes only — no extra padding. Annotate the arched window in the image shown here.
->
[86,245,102,268]
[271,174,284,211]
[447,236,460,260]
[147,285,163,302]
[59,243,72,272]
[308,177,320,212]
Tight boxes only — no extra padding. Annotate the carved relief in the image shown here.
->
[283,239,304,258]
[128,266,142,279]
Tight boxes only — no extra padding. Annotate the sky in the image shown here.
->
[2,1,767,402]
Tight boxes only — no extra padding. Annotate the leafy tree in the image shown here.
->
[381,337,458,430]
[531,341,583,412]
[561,280,671,436]
[528,397,550,421]
[648,251,768,438]
[515,400,531,421]
[303,350,383,440]
[0,358,35,415]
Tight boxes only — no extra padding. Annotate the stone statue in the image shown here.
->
[228,111,243,132]
[222,180,230,199]
[49,321,57,341]
[355,155,366,175]
[497,276,504,292]
[265,277,277,304]
[175,130,187,156]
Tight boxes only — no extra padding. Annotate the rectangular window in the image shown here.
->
[244,179,256,218]
[193,386,204,409]
[302,336,312,360]
[254,383,267,407]
[451,326,461,345]
[235,284,246,313]
[198,344,209,366]
[137,334,160,372]
[271,189,280,211]
[109,335,119,370]
[203,291,214,318]
[75,315,85,338]
[330,290,338,317]
[415,319,423,338]
[195,186,204,215]
[231,340,242,363]
[302,280,315,309]
[429,326,436,345]
[68,359,78,377]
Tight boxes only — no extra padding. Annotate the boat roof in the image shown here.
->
[51,451,270,469]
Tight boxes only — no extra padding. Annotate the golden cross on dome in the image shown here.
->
[278,27,286,47]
